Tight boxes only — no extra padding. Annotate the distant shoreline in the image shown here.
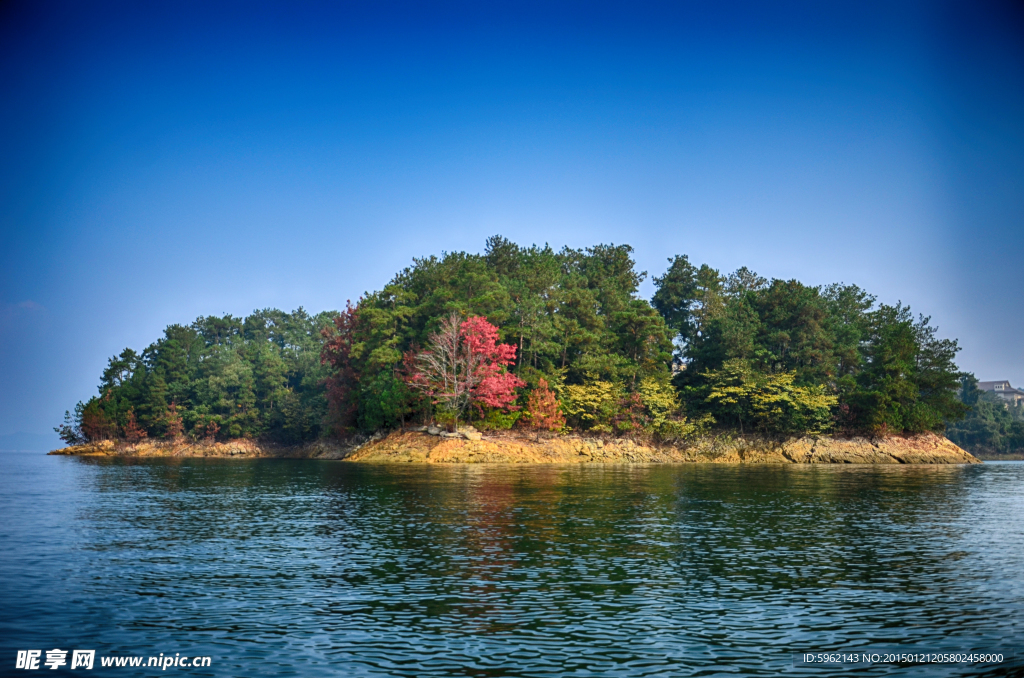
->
[50,430,980,464]
[972,452,1024,461]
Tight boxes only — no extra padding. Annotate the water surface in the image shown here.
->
[1,453,1021,676]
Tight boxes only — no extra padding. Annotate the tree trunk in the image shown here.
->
[518,332,524,374]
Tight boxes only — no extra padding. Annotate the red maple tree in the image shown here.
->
[460,315,523,411]
[409,313,525,428]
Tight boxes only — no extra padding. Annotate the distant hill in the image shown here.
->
[0,432,61,452]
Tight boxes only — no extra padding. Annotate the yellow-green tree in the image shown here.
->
[705,359,836,435]
[562,380,620,431]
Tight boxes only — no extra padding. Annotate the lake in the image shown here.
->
[1,452,1021,676]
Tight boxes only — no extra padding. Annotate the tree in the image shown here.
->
[946,376,1024,456]
[81,399,116,441]
[409,313,469,424]
[704,359,836,435]
[909,314,967,430]
[562,380,619,431]
[724,267,767,297]
[637,377,680,429]
[409,313,524,429]
[101,348,141,390]
[842,305,964,435]
[123,408,148,443]
[58,307,336,444]
[751,280,833,382]
[357,369,416,431]
[202,420,220,443]
[460,315,524,411]
[321,302,361,436]
[163,403,184,439]
[525,379,565,431]
[55,404,86,445]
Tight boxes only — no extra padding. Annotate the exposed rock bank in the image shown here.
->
[347,430,979,464]
[48,437,369,460]
[49,430,979,464]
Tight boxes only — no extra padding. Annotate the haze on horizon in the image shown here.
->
[1,0,1022,442]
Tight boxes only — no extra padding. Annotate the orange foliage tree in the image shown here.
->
[525,379,565,431]
[123,407,148,443]
[203,420,220,443]
[163,403,184,439]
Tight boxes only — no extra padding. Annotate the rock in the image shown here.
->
[48,436,364,460]
[48,431,980,466]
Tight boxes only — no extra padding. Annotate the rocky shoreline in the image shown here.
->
[50,429,980,464]
[47,437,363,460]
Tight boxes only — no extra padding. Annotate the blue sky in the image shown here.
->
[1,1,1022,440]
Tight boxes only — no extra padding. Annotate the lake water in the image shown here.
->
[1,452,1022,677]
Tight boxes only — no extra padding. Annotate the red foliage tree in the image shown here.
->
[525,379,565,431]
[123,407,148,443]
[321,301,360,436]
[409,313,525,428]
[460,316,524,411]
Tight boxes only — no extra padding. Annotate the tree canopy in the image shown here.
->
[58,237,969,445]
[57,308,337,445]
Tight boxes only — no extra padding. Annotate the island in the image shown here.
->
[51,237,985,465]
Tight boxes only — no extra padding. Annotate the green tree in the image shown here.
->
[842,305,964,434]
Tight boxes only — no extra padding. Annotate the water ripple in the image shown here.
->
[1,456,1022,676]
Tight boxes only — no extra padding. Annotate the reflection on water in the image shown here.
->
[1,454,1022,676]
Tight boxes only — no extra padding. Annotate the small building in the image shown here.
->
[978,380,1024,407]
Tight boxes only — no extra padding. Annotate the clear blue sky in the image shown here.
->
[1,1,1022,440]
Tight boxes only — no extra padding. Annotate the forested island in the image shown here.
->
[52,236,998,463]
